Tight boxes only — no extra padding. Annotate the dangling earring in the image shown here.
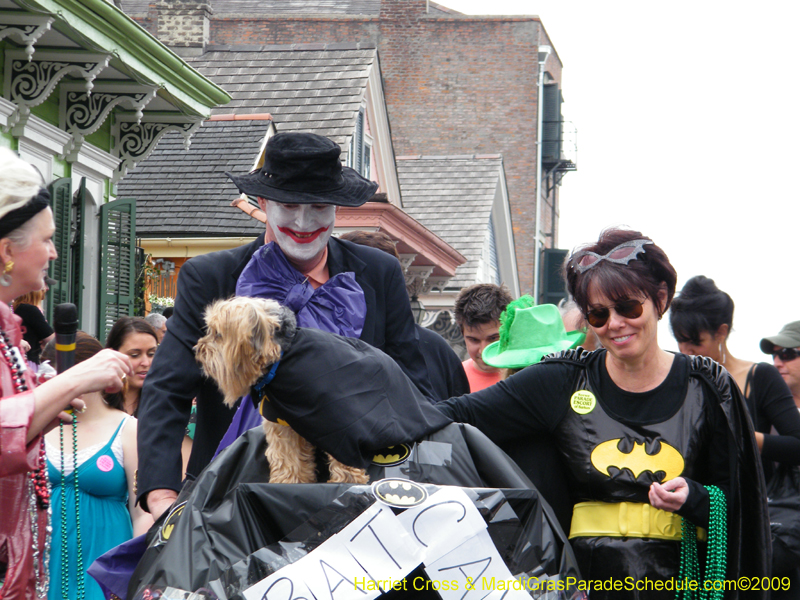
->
[719,342,727,365]
[0,261,13,287]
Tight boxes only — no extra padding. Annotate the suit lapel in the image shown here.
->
[230,233,266,286]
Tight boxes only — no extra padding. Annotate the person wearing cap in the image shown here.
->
[137,132,434,520]
[480,296,584,532]
[762,320,800,406]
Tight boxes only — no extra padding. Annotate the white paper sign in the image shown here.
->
[424,529,522,600]
[242,561,316,600]
[337,502,424,590]
[397,487,487,561]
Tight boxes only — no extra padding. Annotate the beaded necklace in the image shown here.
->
[0,328,51,597]
[59,415,85,599]
[675,484,727,600]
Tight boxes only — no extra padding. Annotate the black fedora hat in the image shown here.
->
[226,132,378,207]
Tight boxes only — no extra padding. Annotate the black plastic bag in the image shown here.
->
[768,463,800,572]
[128,424,583,600]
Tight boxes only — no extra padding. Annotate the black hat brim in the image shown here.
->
[226,166,378,207]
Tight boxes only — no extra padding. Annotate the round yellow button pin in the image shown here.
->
[570,390,596,414]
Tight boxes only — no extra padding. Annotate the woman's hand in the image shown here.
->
[648,477,689,513]
[28,350,132,442]
[62,349,132,396]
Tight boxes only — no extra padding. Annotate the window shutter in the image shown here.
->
[542,84,562,164]
[70,178,88,329]
[488,213,500,285]
[98,197,136,342]
[46,178,73,323]
[354,109,364,174]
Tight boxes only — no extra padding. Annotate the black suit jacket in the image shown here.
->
[136,235,433,507]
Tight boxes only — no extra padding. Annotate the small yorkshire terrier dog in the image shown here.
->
[195,296,369,485]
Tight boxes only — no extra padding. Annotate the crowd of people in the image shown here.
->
[2,135,800,599]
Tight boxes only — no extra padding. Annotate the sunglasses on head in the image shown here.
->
[585,299,645,328]
[570,239,653,274]
[772,347,800,362]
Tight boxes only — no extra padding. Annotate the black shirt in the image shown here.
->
[437,351,731,529]
[743,362,800,478]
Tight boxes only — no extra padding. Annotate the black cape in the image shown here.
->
[128,424,582,600]
[256,327,452,469]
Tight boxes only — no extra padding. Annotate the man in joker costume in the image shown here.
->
[136,132,435,520]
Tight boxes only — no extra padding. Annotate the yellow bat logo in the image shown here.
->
[371,444,411,466]
[157,501,186,545]
[372,478,427,507]
[591,439,684,482]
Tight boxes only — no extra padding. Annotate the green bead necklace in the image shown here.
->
[675,485,727,600]
[60,417,85,600]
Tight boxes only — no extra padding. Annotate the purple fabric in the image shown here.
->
[214,393,262,459]
[235,242,366,338]
[87,534,147,600]
[214,242,367,457]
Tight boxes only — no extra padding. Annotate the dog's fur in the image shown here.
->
[195,296,369,485]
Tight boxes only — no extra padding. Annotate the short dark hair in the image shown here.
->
[339,230,400,261]
[104,317,159,413]
[669,275,734,345]
[565,227,677,318]
[453,284,513,329]
[162,306,173,319]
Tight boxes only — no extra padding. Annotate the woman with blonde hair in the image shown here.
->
[0,148,132,599]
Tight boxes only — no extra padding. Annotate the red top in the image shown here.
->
[0,301,45,600]
[462,358,501,392]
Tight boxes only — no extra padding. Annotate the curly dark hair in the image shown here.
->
[669,275,734,345]
[564,227,677,319]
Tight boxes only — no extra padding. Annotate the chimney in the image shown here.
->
[155,0,212,55]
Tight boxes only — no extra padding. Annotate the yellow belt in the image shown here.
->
[569,501,706,541]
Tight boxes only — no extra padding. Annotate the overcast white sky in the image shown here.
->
[442,0,800,361]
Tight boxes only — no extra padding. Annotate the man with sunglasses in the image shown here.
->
[761,320,800,406]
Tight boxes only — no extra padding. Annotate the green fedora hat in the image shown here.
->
[482,302,586,369]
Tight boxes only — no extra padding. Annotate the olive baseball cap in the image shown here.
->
[760,320,800,354]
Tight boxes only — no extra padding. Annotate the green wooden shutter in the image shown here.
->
[46,177,72,323]
[98,197,136,342]
[69,178,88,329]
[542,83,562,164]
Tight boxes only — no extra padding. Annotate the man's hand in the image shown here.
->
[146,488,179,521]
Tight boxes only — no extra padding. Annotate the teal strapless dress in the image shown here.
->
[47,417,133,600]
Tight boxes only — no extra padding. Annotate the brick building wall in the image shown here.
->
[134,0,565,294]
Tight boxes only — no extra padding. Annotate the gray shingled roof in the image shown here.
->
[118,120,267,238]
[186,46,376,157]
[119,46,377,237]
[397,156,503,289]
[121,0,381,15]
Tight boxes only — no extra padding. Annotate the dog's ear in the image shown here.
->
[250,299,282,365]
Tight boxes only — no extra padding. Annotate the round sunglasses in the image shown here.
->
[586,299,645,328]
[772,347,800,362]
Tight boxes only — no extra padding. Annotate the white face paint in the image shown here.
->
[265,201,336,265]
